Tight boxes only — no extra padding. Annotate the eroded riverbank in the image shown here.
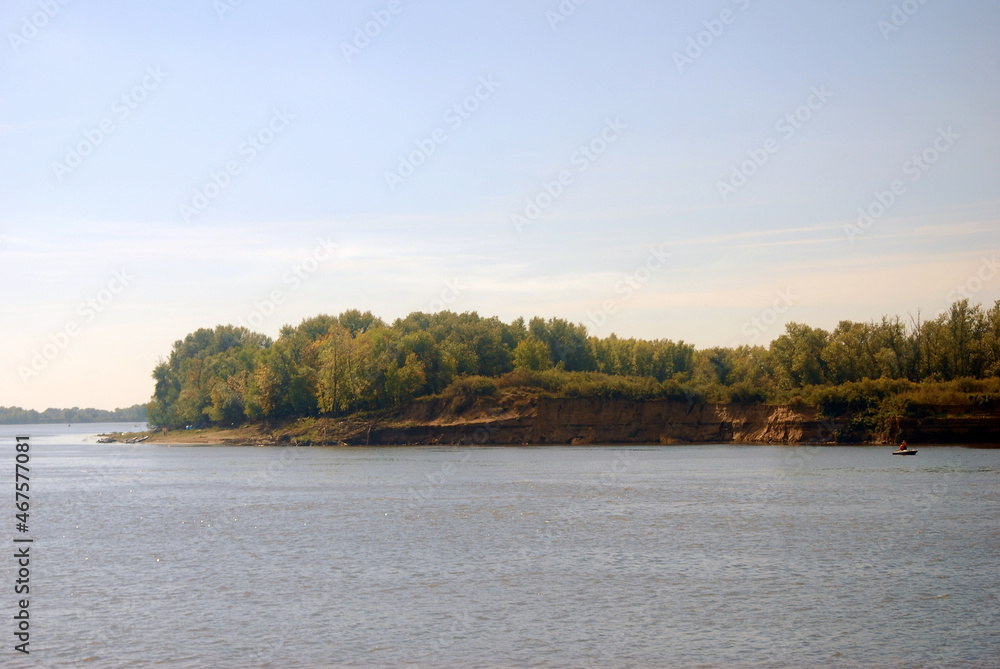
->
[115,396,1000,447]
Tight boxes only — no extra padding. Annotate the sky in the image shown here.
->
[1,0,998,411]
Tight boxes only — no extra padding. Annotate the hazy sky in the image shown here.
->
[2,0,998,410]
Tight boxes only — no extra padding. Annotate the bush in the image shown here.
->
[659,379,701,403]
[497,369,569,393]
[970,393,999,411]
[441,375,498,413]
[444,375,498,397]
[727,381,767,404]
[561,373,660,401]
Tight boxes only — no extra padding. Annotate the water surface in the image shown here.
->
[3,424,998,667]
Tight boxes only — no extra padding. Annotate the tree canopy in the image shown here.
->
[147,300,1000,429]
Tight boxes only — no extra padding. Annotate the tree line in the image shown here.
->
[147,300,1000,429]
[0,404,147,425]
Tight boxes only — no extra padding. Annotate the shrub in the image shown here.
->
[659,379,701,403]
[441,375,498,413]
[497,368,569,392]
[561,373,660,401]
[970,393,999,411]
[727,381,767,404]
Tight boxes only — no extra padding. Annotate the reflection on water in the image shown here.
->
[2,424,998,668]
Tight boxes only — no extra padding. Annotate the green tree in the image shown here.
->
[513,336,552,371]
[770,323,829,388]
[384,353,426,407]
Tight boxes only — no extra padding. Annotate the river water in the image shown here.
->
[2,423,998,668]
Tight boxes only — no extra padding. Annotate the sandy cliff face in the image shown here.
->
[148,395,999,446]
[529,398,823,444]
[364,397,1000,446]
[368,398,830,446]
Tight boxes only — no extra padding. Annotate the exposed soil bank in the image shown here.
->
[137,396,1000,447]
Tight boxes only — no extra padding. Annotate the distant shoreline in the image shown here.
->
[0,404,146,425]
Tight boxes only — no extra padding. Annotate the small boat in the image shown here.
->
[892,449,917,456]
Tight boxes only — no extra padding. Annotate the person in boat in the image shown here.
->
[899,440,909,452]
